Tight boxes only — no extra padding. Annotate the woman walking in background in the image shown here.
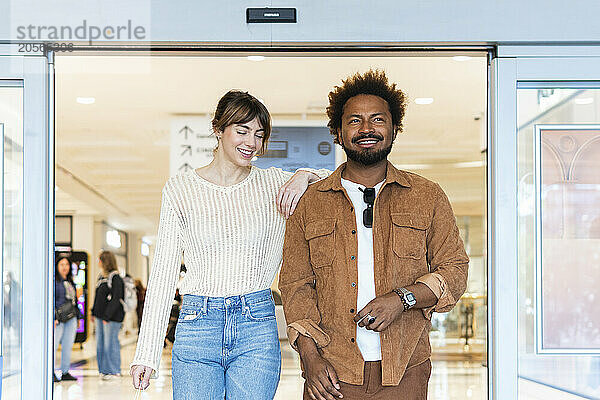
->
[92,250,125,380]
[54,255,80,382]
[131,90,329,399]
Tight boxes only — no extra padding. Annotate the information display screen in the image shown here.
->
[71,260,87,334]
[254,126,335,172]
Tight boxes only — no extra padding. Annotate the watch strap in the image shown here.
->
[393,287,416,311]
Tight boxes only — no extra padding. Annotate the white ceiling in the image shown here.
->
[55,54,487,236]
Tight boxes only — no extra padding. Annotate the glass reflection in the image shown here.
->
[0,86,24,398]
[518,89,600,399]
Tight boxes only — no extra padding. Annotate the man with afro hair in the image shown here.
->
[280,70,469,400]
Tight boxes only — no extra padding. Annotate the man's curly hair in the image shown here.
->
[326,70,407,144]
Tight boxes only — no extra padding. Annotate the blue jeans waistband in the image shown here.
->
[181,288,273,311]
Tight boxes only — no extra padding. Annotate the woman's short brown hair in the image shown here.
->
[99,250,118,274]
[326,70,407,144]
[212,90,272,155]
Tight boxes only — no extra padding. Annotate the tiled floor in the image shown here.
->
[46,335,490,400]
[0,328,593,399]
[8,334,585,399]
[2,336,568,400]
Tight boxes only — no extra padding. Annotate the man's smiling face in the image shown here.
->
[337,94,397,165]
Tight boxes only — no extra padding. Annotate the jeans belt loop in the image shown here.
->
[202,296,208,315]
[240,294,248,311]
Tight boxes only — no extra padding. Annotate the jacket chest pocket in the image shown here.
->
[391,213,429,260]
[305,219,336,268]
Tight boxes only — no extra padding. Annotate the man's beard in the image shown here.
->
[341,135,393,166]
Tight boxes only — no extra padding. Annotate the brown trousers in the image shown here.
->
[303,360,431,400]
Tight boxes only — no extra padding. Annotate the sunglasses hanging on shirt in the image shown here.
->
[359,187,375,228]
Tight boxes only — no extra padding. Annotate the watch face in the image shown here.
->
[406,293,416,303]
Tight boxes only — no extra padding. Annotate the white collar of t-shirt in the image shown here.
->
[340,178,385,213]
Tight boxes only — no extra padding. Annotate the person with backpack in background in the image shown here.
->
[92,250,125,380]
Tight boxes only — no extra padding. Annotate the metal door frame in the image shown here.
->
[0,44,53,400]
[491,48,600,399]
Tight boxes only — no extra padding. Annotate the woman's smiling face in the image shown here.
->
[218,117,265,167]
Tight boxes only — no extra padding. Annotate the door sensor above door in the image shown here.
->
[246,8,297,23]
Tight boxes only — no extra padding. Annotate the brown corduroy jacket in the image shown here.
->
[279,162,469,386]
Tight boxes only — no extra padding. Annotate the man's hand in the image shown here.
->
[297,335,343,400]
[354,292,404,332]
[277,171,319,219]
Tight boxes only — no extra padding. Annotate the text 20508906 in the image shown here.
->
[18,42,74,53]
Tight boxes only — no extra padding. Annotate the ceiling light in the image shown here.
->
[141,242,150,257]
[76,97,95,105]
[575,97,594,105]
[415,98,434,105]
[452,56,472,62]
[106,230,121,248]
[247,55,265,62]
[454,160,485,168]
[395,163,433,170]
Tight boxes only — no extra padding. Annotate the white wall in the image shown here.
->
[72,215,93,255]
[127,232,147,281]
[3,1,600,43]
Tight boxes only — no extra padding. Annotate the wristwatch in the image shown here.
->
[393,287,417,311]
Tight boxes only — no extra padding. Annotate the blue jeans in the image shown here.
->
[54,316,78,374]
[172,289,281,400]
[95,317,122,375]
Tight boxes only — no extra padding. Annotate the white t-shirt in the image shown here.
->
[341,178,385,362]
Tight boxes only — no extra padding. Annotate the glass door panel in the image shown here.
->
[518,86,600,399]
[0,85,24,399]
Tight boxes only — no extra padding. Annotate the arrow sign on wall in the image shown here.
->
[180,144,192,156]
[171,117,214,177]
[179,163,193,172]
[179,125,194,140]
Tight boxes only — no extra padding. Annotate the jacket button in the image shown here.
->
[350,256,356,260]
[351,282,356,287]
[351,230,356,234]
[350,338,355,343]
[350,308,355,313]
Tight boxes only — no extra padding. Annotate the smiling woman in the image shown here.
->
[129,88,330,399]
[211,90,272,157]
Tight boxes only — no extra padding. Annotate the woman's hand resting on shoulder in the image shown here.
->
[277,171,320,219]
[131,365,154,390]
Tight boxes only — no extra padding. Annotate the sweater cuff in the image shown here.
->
[415,272,456,320]
[287,319,331,351]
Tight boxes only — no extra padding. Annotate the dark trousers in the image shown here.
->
[304,360,432,400]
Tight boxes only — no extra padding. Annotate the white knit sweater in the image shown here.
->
[131,166,328,373]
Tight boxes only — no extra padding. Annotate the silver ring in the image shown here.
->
[363,313,376,324]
